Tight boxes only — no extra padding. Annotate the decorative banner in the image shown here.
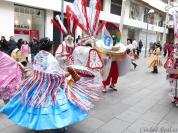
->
[103,28,113,50]
[30,30,39,41]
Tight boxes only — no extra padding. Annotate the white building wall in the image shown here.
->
[4,0,61,11]
[0,1,14,38]
[45,10,53,40]
[122,28,128,45]
[2,0,169,43]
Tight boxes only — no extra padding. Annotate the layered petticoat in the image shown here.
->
[0,51,100,130]
[0,51,22,100]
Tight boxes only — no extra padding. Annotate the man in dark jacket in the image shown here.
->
[29,37,39,61]
[0,36,8,52]
[7,36,17,55]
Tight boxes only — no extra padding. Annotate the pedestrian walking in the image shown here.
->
[139,40,143,53]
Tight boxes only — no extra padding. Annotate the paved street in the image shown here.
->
[1,54,178,133]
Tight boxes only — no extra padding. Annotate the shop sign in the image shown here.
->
[14,24,30,29]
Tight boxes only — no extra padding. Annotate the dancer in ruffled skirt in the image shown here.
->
[0,38,100,131]
[0,51,22,104]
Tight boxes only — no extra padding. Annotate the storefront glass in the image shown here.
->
[14,5,45,42]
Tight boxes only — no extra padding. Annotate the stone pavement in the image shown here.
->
[1,54,178,133]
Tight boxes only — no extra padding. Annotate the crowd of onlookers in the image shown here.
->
[0,36,40,62]
[1,35,173,61]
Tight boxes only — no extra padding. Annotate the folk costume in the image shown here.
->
[55,35,76,69]
[147,45,162,73]
[0,38,100,131]
[96,22,131,92]
[164,10,178,106]
[52,0,105,87]
[52,14,77,69]
[0,51,22,104]
[165,49,178,105]
[11,48,32,79]
[126,40,138,69]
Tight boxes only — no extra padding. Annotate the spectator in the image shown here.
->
[127,39,132,45]
[21,40,31,62]
[7,36,17,55]
[139,40,143,53]
[29,37,39,61]
[17,38,23,49]
[0,36,8,52]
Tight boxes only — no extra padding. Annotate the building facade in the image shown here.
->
[0,0,171,47]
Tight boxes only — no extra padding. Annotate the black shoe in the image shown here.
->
[133,64,137,69]
[110,85,117,91]
[152,71,158,74]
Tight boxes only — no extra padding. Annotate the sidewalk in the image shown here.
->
[0,54,178,133]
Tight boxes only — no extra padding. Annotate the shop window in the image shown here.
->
[111,0,122,15]
[14,5,45,42]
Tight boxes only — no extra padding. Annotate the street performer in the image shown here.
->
[96,22,131,93]
[55,33,76,69]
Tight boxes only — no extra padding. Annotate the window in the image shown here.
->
[14,5,45,42]
[129,2,141,20]
[143,8,149,23]
[158,14,165,27]
[111,0,122,15]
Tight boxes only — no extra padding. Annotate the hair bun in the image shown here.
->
[39,37,52,51]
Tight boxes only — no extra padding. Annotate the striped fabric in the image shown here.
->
[20,70,64,108]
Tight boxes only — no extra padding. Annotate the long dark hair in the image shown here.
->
[39,38,52,52]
